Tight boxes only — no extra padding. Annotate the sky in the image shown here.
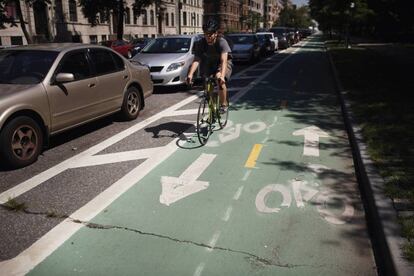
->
[291,0,308,7]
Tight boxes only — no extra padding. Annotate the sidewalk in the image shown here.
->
[326,38,414,275]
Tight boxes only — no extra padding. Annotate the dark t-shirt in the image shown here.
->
[194,37,232,77]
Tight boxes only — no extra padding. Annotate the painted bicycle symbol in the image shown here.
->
[255,165,355,225]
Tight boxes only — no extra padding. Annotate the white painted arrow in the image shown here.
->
[293,126,329,157]
[160,153,216,206]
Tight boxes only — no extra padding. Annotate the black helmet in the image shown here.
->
[202,19,219,33]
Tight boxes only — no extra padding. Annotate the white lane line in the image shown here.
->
[206,231,221,252]
[261,137,269,144]
[193,263,205,276]
[72,147,165,168]
[0,139,180,275]
[168,109,199,116]
[233,186,244,200]
[221,206,233,222]
[242,170,251,181]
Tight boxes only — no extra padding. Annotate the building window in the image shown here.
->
[125,7,131,24]
[89,35,98,44]
[142,10,147,25]
[183,11,187,26]
[133,9,138,24]
[101,35,107,41]
[143,34,148,38]
[11,36,23,45]
[165,13,169,26]
[69,0,77,22]
[197,14,199,27]
[150,10,154,25]
[171,13,174,27]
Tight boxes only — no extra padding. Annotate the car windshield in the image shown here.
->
[229,36,254,44]
[141,38,191,53]
[0,50,58,85]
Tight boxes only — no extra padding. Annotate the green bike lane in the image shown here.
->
[28,37,376,275]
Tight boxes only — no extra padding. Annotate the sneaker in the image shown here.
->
[219,105,228,114]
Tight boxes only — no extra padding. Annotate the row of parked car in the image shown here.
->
[0,28,313,169]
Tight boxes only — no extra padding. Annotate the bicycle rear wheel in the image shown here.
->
[197,97,212,145]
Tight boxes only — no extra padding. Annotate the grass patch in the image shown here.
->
[327,37,414,261]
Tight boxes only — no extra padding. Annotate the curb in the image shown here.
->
[326,46,414,276]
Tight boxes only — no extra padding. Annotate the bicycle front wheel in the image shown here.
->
[197,97,212,145]
[217,96,229,129]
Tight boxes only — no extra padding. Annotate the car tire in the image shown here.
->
[120,86,141,120]
[127,50,132,59]
[0,116,43,169]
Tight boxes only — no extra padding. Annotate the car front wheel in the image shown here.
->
[0,116,43,169]
[120,86,142,120]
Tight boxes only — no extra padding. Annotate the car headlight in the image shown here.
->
[166,61,185,72]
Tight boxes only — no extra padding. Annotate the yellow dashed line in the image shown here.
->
[245,144,263,168]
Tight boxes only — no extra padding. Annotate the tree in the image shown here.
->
[79,0,156,40]
[0,0,50,44]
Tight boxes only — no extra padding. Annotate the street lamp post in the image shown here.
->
[346,2,355,48]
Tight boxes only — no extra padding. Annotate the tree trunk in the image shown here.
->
[116,0,124,40]
[14,0,32,44]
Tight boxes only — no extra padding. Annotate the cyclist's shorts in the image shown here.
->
[203,62,233,82]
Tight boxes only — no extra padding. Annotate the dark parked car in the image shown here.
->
[0,43,153,169]
[227,34,261,63]
[130,38,152,57]
[100,40,134,59]
[269,27,289,49]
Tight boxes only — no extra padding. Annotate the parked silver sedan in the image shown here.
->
[0,43,153,169]
[132,35,202,86]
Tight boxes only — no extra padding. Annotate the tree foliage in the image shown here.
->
[308,0,414,41]
[0,0,50,44]
[275,2,312,28]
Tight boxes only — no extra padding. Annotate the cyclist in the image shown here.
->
[187,19,233,113]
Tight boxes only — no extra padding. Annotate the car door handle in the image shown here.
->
[123,75,128,79]
[88,83,96,88]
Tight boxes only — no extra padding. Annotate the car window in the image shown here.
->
[111,52,125,70]
[0,50,58,84]
[229,36,254,44]
[89,49,121,75]
[56,51,93,81]
[113,40,125,47]
[142,38,191,53]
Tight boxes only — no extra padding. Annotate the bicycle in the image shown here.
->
[196,77,229,145]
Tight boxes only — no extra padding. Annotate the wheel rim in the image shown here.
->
[11,124,38,161]
[127,91,139,116]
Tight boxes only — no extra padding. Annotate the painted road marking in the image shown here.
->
[160,154,216,206]
[293,125,329,157]
[233,186,244,200]
[255,184,292,213]
[222,206,233,222]
[193,263,205,276]
[292,179,319,208]
[206,231,221,252]
[242,170,251,181]
[245,144,263,168]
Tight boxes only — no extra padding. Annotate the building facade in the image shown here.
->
[0,0,283,46]
[0,0,204,46]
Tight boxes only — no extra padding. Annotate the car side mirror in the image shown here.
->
[55,73,75,83]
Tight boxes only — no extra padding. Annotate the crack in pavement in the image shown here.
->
[71,219,310,269]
